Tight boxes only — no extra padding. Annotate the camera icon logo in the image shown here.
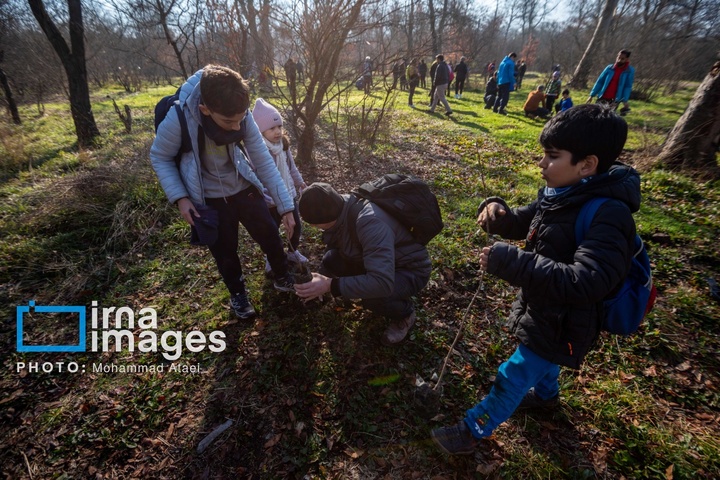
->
[16,301,87,352]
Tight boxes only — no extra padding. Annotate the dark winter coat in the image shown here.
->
[434,61,450,86]
[485,77,498,96]
[323,195,432,300]
[477,163,641,369]
[429,61,438,86]
[454,60,468,80]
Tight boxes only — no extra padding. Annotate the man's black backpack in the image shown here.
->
[153,87,191,166]
[348,174,443,246]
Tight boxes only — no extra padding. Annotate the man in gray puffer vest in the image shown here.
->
[294,183,432,346]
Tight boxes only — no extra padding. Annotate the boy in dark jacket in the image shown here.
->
[432,104,640,455]
[294,183,432,346]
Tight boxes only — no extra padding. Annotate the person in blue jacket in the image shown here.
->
[493,52,517,115]
[555,88,574,114]
[588,50,635,115]
[150,65,297,320]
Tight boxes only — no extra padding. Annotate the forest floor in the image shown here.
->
[1,82,719,479]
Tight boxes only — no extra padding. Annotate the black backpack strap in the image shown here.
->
[174,103,191,160]
[347,194,365,248]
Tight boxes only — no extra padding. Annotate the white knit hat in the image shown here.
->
[252,98,283,133]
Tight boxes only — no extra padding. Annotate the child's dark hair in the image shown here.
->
[539,103,627,173]
[562,88,570,95]
[282,133,290,151]
[200,64,250,116]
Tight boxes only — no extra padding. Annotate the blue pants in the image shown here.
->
[464,343,560,439]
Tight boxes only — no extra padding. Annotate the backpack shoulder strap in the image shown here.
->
[174,103,191,157]
[575,197,610,245]
[347,195,366,247]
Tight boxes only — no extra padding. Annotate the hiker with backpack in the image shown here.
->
[432,104,647,455]
[150,65,298,321]
[294,180,433,346]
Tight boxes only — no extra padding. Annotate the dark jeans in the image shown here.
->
[493,83,511,111]
[455,77,466,95]
[319,249,429,320]
[205,187,289,294]
[408,80,418,105]
[545,95,558,111]
[484,94,496,108]
[419,75,426,88]
[269,203,302,251]
[525,107,550,118]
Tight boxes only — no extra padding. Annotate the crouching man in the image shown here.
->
[294,183,432,346]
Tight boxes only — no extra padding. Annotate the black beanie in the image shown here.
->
[299,183,344,224]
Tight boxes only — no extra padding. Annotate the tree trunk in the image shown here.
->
[158,3,188,79]
[406,0,414,58]
[568,0,618,89]
[297,122,316,174]
[657,55,720,175]
[28,0,100,148]
[428,0,438,55]
[0,64,21,125]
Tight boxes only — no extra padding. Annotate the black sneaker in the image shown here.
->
[516,388,559,410]
[230,292,256,319]
[273,273,295,293]
[431,421,478,455]
[445,111,453,116]
[498,109,508,115]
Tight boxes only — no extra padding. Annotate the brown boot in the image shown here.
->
[381,312,416,346]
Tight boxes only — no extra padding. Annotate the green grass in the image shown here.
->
[0,80,718,479]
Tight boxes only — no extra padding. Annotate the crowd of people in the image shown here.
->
[150,49,639,458]
[355,49,635,123]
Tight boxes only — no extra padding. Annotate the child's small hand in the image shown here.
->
[479,246,492,271]
[282,212,296,240]
[477,202,506,226]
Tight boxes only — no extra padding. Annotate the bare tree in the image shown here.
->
[426,0,451,55]
[109,0,202,79]
[657,54,720,175]
[568,0,618,89]
[28,0,99,147]
[0,4,21,124]
[274,0,373,169]
[236,0,273,88]
[0,51,21,124]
